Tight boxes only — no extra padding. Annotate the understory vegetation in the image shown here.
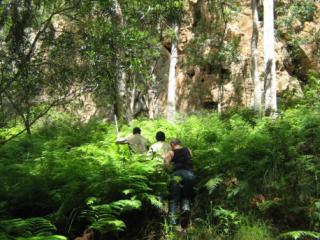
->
[0,73,320,240]
[1,0,320,239]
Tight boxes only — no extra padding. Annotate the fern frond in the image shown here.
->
[91,219,125,233]
[278,230,320,239]
[110,199,142,213]
[80,199,141,234]
[140,194,162,208]
[257,199,282,212]
[16,235,67,240]
[27,218,57,235]
[205,177,223,195]
[0,217,59,239]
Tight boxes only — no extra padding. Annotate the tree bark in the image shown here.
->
[128,75,136,122]
[111,0,129,122]
[25,118,31,135]
[166,22,179,122]
[251,0,262,115]
[217,84,223,114]
[147,61,159,119]
[111,0,124,26]
[263,0,277,117]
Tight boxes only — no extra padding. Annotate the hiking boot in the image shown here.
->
[181,199,191,212]
[168,200,178,226]
[168,213,177,226]
[180,199,191,229]
[180,210,191,229]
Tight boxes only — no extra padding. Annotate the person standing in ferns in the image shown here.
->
[165,138,195,229]
[148,131,171,159]
[116,127,150,153]
[148,131,172,208]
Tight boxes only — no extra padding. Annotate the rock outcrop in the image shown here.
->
[155,0,320,114]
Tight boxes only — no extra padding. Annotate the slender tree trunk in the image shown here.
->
[263,0,277,117]
[115,70,128,120]
[217,82,223,114]
[251,0,262,114]
[128,75,136,122]
[111,0,129,122]
[147,61,159,119]
[25,118,31,135]
[147,89,156,119]
[167,22,179,122]
[111,0,124,26]
[217,87,222,114]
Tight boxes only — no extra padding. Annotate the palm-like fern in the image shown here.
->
[80,199,142,234]
[205,177,223,195]
[0,217,66,239]
[278,230,320,240]
[16,236,67,240]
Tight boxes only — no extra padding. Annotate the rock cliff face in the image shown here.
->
[156,0,320,114]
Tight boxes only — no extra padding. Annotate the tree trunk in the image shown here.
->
[111,0,129,122]
[263,0,277,117]
[147,62,159,120]
[147,89,155,119]
[111,0,124,26]
[251,0,262,115]
[217,82,223,114]
[24,118,31,135]
[166,22,179,122]
[115,70,128,121]
[128,76,136,122]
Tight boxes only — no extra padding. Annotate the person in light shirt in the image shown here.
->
[116,127,149,153]
[148,131,171,159]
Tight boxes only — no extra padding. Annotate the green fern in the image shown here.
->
[257,199,282,213]
[205,177,223,195]
[91,219,126,233]
[0,217,63,239]
[80,199,142,234]
[278,230,320,239]
[16,236,67,240]
[212,207,241,236]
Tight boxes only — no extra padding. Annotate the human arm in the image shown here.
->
[188,148,192,157]
[116,136,129,144]
[164,150,174,168]
[147,143,156,157]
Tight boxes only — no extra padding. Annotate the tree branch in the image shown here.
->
[25,1,82,62]
[0,83,96,146]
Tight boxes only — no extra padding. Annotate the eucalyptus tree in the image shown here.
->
[74,0,128,121]
[0,0,95,140]
[104,0,186,122]
[78,0,162,122]
[165,1,183,122]
[117,0,164,121]
[148,0,183,122]
[109,0,132,122]
[112,0,184,122]
[166,22,179,122]
[263,0,277,116]
[251,0,261,114]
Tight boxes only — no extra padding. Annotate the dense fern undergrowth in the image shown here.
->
[1,85,320,239]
